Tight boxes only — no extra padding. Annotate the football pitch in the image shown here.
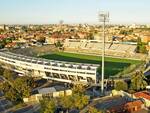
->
[40,52,142,77]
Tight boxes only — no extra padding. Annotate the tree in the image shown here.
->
[119,30,128,36]
[0,82,21,102]
[5,87,21,102]
[14,77,31,98]
[55,41,63,48]
[60,95,74,111]
[87,106,103,113]
[37,37,45,43]
[0,66,4,76]
[0,76,32,103]
[97,66,101,74]
[40,99,56,113]
[115,80,128,91]
[73,94,89,110]
[119,29,133,36]
[72,84,85,94]
[130,70,147,91]
[59,94,89,111]
[23,76,36,89]
[137,37,148,54]
[0,39,6,49]
[87,33,94,40]
[3,69,15,81]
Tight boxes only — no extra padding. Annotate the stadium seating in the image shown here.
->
[63,39,142,59]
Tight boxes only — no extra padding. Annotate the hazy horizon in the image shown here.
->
[0,0,150,24]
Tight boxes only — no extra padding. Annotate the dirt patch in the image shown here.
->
[10,45,58,57]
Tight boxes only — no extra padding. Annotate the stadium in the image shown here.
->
[0,39,142,85]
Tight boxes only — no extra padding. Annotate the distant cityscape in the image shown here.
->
[0,0,150,113]
[0,23,149,113]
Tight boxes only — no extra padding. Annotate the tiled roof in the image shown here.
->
[134,91,150,100]
[0,35,7,39]
[5,42,16,47]
[125,100,143,107]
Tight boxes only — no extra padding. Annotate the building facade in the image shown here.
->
[0,51,98,84]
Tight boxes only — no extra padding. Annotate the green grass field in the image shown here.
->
[40,52,142,77]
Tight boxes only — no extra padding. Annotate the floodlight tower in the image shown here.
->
[99,11,109,94]
[59,20,64,25]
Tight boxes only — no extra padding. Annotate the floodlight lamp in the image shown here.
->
[99,11,109,22]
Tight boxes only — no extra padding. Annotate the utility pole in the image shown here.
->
[99,12,109,94]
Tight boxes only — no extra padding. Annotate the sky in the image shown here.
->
[0,0,150,24]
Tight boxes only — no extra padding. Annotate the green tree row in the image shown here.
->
[115,70,148,92]
[136,37,148,54]
[0,37,15,49]
[0,69,35,103]
[40,84,90,113]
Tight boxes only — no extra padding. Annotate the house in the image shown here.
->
[5,42,17,48]
[0,35,7,40]
[23,85,72,103]
[141,35,150,43]
[134,91,150,107]
[124,100,144,113]
[94,95,129,113]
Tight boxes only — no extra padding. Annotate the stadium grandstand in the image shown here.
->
[0,51,98,84]
[63,39,146,60]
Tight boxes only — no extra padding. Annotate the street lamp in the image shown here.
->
[99,11,109,94]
